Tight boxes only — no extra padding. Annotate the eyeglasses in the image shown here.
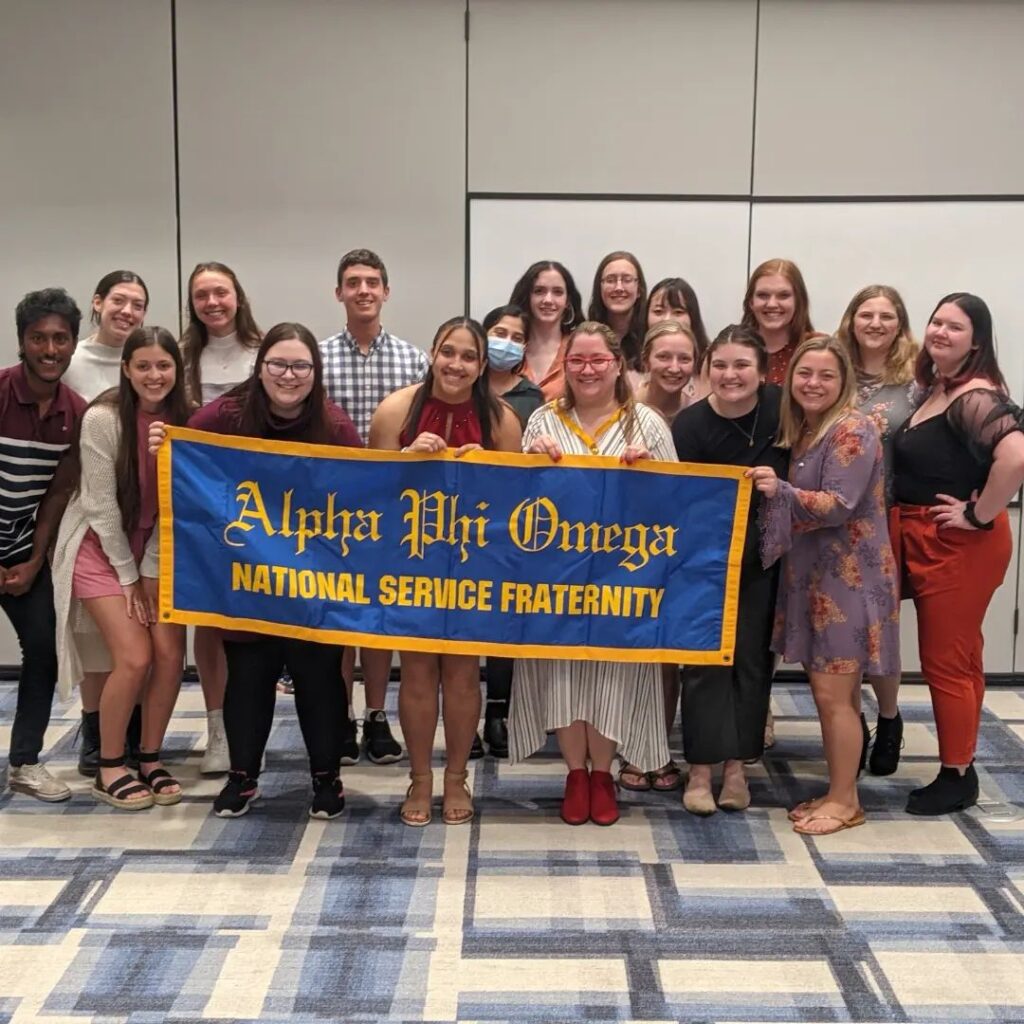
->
[565,355,616,372]
[601,274,638,287]
[263,358,314,379]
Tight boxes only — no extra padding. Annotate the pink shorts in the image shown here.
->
[71,527,152,600]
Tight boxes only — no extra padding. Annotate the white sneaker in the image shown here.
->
[9,763,72,802]
[200,711,230,775]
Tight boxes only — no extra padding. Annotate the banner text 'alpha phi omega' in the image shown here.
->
[157,427,751,664]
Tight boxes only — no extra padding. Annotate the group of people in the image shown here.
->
[4,248,1022,836]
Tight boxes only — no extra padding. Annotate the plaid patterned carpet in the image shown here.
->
[1,679,1023,1023]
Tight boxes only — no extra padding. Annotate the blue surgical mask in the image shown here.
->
[487,336,526,371]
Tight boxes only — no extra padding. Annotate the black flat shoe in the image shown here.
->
[483,716,508,759]
[906,763,979,816]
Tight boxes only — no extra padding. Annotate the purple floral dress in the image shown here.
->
[761,410,900,675]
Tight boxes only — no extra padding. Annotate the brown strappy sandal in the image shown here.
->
[442,769,474,826]
[400,771,433,827]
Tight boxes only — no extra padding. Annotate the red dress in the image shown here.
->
[400,396,482,448]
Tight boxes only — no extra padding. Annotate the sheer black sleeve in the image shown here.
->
[946,389,1023,464]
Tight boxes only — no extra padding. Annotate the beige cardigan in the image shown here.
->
[53,403,158,700]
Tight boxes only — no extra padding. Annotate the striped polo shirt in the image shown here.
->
[0,364,86,566]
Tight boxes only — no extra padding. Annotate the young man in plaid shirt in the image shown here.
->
[321,249,428,765]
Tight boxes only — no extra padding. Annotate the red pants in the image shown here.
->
[891,505,1011,765]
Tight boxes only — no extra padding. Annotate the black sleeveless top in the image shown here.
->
[893,388,1021,505]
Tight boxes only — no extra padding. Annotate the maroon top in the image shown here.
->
[399,396,482,448]
[0,363,86,443]
[186,391,361,643]
[0,364,87,564]
[188,393,363,449]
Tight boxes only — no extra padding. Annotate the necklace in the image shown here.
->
[726,403,760,447]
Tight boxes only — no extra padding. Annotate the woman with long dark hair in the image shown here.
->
[150,322,362,819]
[179,261,263,774]
[370,317,522,826]
[891,294,1024,815]
[508,260,586,402]
[54,327,190,809]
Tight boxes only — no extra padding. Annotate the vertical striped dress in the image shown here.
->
[509,400,676,772]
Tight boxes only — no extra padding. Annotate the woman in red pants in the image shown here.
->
[891,293,1024,815]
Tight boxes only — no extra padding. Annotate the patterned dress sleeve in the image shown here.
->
[761,413,881,567]
[636,406,677,462]
[946,388,1023,464]
[521,403,554,452]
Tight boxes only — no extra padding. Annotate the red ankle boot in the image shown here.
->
[589,770,619,826]
[561,768,590,825]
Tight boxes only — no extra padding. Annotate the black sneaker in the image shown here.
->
[310,773,346,819]
[869,712,903,776]
[362,711,402,764]
[213,771,260,817]
[340,717,360,766]
[906,763,979,816]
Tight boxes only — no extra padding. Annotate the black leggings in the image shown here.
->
[223,637,346,778]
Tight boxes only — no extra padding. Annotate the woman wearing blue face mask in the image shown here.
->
[467,304,544,759]
[484,305,543,428]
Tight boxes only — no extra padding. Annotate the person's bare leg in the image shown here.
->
[397,652,439,824]
[868,674,900,719]
[440,654,480,823]
[796,669,863,832]
[361,646,394,713]
[80,671,106,713]
[556,721,588,770]
[194,626,226,711]
[139,622,186,794]
[83,596,152,801]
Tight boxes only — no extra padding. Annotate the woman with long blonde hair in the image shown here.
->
[835,284,919,776]
[748,336,899,835]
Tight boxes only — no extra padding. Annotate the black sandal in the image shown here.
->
[137,751,182,806]
[92,754,154,810]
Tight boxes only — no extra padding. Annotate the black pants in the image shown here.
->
[681,563,778,764]
[484,656,512,711]
[223,636,346,778]
[2,563,58,767]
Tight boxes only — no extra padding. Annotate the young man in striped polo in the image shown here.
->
[2,288,88,801]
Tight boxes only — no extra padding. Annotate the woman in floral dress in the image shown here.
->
[749,336,899,835]
[835,284,919,775]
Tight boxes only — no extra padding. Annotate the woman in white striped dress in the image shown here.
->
[510,321,676,826]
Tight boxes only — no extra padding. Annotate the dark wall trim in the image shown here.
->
[468,191,1024,205]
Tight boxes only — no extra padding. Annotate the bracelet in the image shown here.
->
[964,501,994,530]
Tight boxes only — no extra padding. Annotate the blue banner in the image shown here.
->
[157,427,750,663]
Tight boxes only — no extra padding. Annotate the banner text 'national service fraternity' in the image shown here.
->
[157,427,750,664]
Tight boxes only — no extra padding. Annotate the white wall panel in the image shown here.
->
[0,0,180,363]
[753,201,1024,672]
[469,198,750,334]
[174,0,465,348]
[754,0,1024,195]
[468,0,757,195]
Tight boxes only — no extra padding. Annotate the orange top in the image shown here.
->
[524,336,569,402]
